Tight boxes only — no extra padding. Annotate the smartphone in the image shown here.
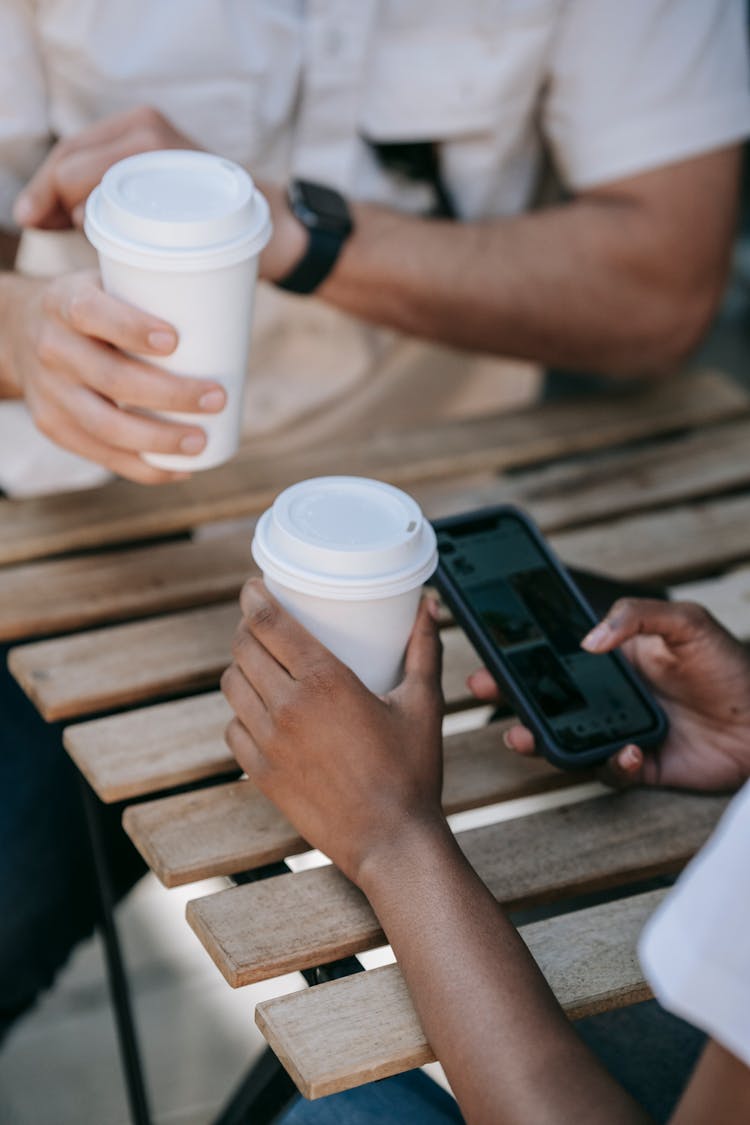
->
[432,505,668,769]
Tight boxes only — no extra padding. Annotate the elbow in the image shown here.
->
[610,273,726,379]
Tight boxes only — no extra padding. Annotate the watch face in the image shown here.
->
[291,180,352,234]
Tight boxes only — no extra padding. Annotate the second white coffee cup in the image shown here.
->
[251,476,438,694]
[85,150,272,471]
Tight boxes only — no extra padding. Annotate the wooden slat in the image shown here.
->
[554,492,750,585]
[14,485,750,721]
[63,692,237,802]
[9,602,240,721]
[0,370,743,567]
[255,888,666,1099]
[185,789,726,987]
[0,530,256,643]
[416,414,750,531]
[121,725,579,884]
[5,413,750,644]
[9,610,477,722]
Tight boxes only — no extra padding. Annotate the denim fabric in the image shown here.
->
[278,1070,465,1125]
[0,646,145,1041]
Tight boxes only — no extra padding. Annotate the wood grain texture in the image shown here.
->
[255,888,666,1099]
[121,724,578,882]
[415,414,750,532]
[554,492,750,584]
[0,530,256,642]
[185,789,726,987]
[0,371,743,567]
[63,692,237,803]
[11,611,478,722]
[5,413,750,643]
[8,602,241,721]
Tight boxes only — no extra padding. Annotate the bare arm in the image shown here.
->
[14,108,740,378]
[315,148,740,377]
[358,819,649,1125]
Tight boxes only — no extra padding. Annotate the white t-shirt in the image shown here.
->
[1,0,749,494]
[640,780,750,1070]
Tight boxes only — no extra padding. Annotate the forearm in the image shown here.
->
[359,819,651,1125]
[318,148,739,377]
[319,200,694,377]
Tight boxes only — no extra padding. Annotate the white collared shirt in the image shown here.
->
[640,780,750,1070]
[1,1,749,495]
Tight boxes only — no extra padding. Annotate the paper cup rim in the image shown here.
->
[84,184,272,271]
[251,510,438,601]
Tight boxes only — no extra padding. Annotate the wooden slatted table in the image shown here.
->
[2,368,749,1118]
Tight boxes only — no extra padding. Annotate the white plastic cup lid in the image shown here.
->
[84,150,272,270]
[252,476,438,600]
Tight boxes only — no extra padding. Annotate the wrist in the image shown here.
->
[257,182,307,284]
[355,812,461,903]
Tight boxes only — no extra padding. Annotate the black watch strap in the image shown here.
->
[276,180,352,295]
[276,226,344,295]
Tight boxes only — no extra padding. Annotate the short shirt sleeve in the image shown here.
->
[639,781,750,1069]
[543,0,750,190]
[0,0,51,228]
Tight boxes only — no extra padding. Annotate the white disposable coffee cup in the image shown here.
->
[84,150,272,471]
[251,476,438,694]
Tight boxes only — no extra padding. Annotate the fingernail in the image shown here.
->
[13,195,35,224]
[502,729,515,749]
[148,330,176,352]
[199,389,226,412]
[622,745,640,768]
[581,623,609,652]
[179,433,205,455]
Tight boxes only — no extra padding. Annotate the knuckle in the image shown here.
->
[610,597,637,619]
[247,601,278,634]
[680,601,710,629]
[136,104,163,128]
[35,323,62,367]
[302,662,337,700]
[230,628,250,664]
[66,287,98,331]
[272,694,300,735]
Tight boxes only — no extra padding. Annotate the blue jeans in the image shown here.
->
[0,647,145,1041]
[278,1070,465,1125]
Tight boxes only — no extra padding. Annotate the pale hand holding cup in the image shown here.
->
[6,105,302,481]
[0,269,226,484]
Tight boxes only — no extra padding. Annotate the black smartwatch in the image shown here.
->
[276,180,353,294]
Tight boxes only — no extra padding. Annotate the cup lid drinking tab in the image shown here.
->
[252,476,438,600]
[84,150,272,270]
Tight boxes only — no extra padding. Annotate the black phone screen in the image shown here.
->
[436,512,660,754]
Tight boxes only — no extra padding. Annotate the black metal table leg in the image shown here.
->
[79,776,152,1125]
